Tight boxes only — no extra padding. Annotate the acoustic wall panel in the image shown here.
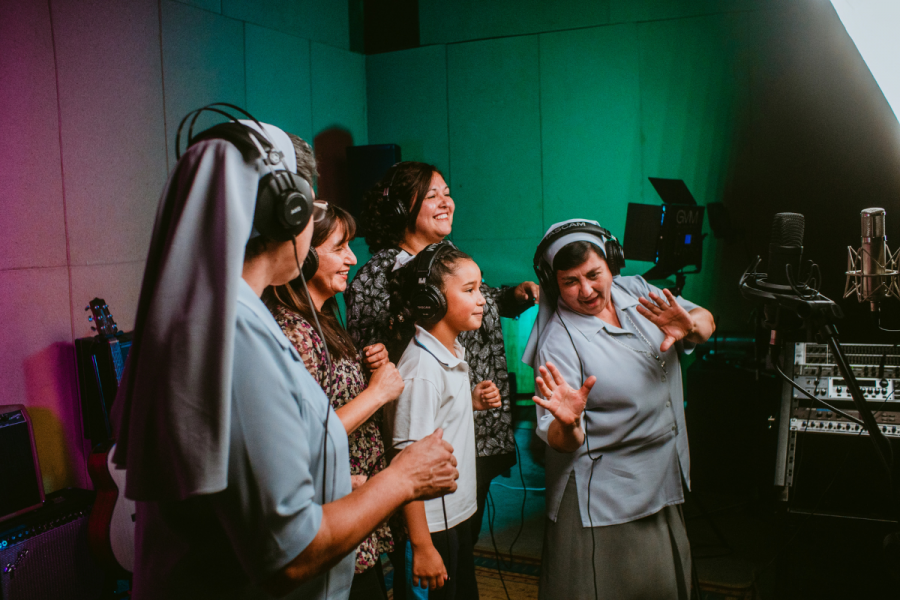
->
[0,267,83,491]
[420,0,609,45]
[539,24,642,251]
[69,261,145,340]
[52,0,168,267]
[246,24,312,143]
[0,1,67,271]
[638,13,755,310]
[172,0,221,13]
[160,0,245,170]
[366,46,449,170]
[311,42,368,145]
[639,13,751,209]
[223,0,349,50]
[448,36,542,242]
[458,238,536,292]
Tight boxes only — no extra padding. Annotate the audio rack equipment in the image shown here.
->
[788,343,900,438]
[787,343,900,438]
[774,342,900,517]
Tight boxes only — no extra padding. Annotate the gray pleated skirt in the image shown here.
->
[539,473,692,600]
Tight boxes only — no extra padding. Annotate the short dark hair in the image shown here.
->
[287,132,318,188]
[385,246,473,362]
[360,161,444,253]
[553,240,605,273]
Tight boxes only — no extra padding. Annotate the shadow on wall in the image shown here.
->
[314,126,354,212]
[23,342,84,493]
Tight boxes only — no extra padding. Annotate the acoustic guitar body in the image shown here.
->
[87,442,135,574]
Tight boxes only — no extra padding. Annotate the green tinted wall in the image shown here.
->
[366,0,900,390]
[161,0,364,170]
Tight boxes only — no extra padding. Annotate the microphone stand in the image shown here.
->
[742,259,899,525]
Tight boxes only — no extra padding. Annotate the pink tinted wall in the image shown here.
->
[0,0,365,493]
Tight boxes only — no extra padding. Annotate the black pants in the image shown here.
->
[349,560,388,600]
[428,513,479,600]
[471,452,516,543]
[387,546,409,600]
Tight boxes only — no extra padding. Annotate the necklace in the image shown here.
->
[608,313,668,381]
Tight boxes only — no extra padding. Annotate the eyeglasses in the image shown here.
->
[312,200,329,222]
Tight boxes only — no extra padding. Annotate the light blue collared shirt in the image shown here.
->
[134,280,354,600]
[534,276,698,527]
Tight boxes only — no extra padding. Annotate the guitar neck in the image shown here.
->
[107,338,126,384]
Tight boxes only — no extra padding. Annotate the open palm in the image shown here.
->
[636,289,694,353]
[532,362,596,427]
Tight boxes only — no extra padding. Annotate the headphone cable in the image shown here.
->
[393,439,451,588]
[557,309,601,600]
[291,238,332,595]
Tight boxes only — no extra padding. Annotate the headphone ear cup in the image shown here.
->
[302,246,319,281]
[411,284,447,326]
[255,171,313,242]
[605,239,625,276]
[535,259,559,306]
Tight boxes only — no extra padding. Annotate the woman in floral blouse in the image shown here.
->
[266,202,404,600]
[345,161,540,544]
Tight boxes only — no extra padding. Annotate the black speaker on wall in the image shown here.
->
[0,488,104,600]
[363,0,419,54]
[346,143,402,226]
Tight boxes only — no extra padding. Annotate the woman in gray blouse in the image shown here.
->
[524,219,715,600]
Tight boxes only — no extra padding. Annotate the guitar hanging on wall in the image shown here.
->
[84,298,136,575]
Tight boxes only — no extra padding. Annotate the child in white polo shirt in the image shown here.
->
[385,243,501,600]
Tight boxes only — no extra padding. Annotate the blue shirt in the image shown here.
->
[534,276,697,527]
[133,280,354,600]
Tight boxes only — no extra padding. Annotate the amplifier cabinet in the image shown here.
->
[0,406,44,523]
[0,489,104,600]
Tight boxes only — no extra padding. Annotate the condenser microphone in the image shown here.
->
[766,212,805,289]
[844,207,899,311]
[861,208,887,308]
[740,212,847,365]
[761,213,805,333]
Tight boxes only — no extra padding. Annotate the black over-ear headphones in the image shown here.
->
[533,221,625,304]
[302,246,319,281]
[382,162,409,222]
[176,103,314,243]
[409,241,455,326]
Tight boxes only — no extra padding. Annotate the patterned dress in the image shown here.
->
[345,247,527,457]
[272,305,393,574]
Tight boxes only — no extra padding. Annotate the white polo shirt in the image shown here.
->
[386,326,477,532]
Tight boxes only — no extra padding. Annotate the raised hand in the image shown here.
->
[513,281,540,305]
[636,288,695,353]
[367,362,405,405]
[532,362,596,427]
[362,343,390,371]
[472,380,502,410]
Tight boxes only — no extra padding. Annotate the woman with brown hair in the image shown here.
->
[266,201,404,599]
[345,161,540,548]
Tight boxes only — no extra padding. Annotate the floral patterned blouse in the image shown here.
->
[272,305,393,574]
[345,247,530,457]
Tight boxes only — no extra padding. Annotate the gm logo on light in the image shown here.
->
[676,210,699,225]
